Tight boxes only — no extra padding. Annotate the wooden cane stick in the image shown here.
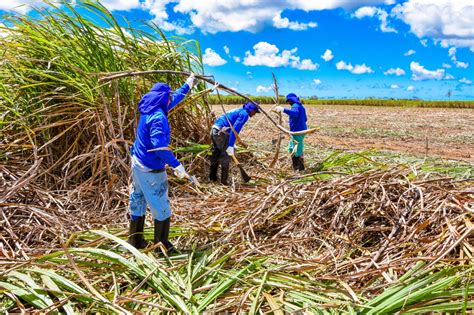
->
[98,70,318,136]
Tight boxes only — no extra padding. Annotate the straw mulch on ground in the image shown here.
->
[3,155,472,288]
[174,166,473,283]
[1,2,472,289]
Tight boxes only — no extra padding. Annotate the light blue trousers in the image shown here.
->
[129,165,172,221]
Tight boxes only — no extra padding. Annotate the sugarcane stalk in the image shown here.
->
[269,73,282,168]
[98,70,318,136]
[214,85,247,148]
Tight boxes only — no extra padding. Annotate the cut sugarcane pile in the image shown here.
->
[174,167,473,283]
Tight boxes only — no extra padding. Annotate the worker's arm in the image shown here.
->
[149,118,180,168]
[227,112,249,147]
[168,83,191,111]
[283,104,300,118]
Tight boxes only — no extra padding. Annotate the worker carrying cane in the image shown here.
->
[274,93,308,171]
[128,74,195,252]
[209,102,259,185]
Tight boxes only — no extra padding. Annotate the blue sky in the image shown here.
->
[1,0,473,100]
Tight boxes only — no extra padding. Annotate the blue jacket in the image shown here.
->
[214,102,259,147]
[283,93,307,132]
[131,82,190,170]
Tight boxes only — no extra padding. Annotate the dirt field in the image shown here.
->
[214,105,474,162]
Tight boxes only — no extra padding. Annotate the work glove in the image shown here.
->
[173,164,187,179]
[274,106,284,113]
[226,146,235,156]
[185,73,196,89]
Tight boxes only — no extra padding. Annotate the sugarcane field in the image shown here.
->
[1,1,474,314]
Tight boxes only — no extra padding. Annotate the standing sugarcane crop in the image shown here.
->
[275,93,308,171]
[210,102,260,185]
[128,74,196,252]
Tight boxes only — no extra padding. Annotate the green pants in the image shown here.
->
[288,134,305,157]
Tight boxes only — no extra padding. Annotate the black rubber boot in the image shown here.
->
[291,156,299,170]
[160,218,175,252]
[220,163,230,185]
[297,157,305,171]
[128,216,149,249]
[154,219,175,253]
[154,219,164,251]
[209,160,219,182]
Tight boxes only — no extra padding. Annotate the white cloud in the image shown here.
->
[10,0,191,35]
[410,61,445,81]
[174,0,393,34]
[141,0,193,35]
[101,0,141,11]
[272,13,317,31]
[447,46,470,68]
[354,6,377,18]
[407,85,415,91]
[243,41,318,70]
[448,47,469,69]
[256,85,273,93]
[454,60,469,69]
[321,49,334,62]
[392,0,474,50]
[336,60,374,74]
[448,47,456,58]
[0,0,49,13]
[202,48,227,66]
[459,77,472,85]
[384,67,406,76]
[233,56,241,62]
[297,59,319,70]
[442,63,452,68]
[440,39,474,51]
[313,79,322,85]
[354,6,396,33]
[246,71,253,79]
[352,64,374,74]
[390,84,400,89]
[223,45,230,55]
[404,49,416,56]
[336,60,353,71]
[444,74,454,80]
[419,39,428,47]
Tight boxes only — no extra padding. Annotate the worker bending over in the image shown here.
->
[210,102,259,185]
[275,93,307,171]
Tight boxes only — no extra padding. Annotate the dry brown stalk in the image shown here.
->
[269,73,282,169]
[171,168,473,284]
[98,69,319,136]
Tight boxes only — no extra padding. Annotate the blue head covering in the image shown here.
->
[242,101,260,113]
[286,93,300,104]
[138,83,172,115]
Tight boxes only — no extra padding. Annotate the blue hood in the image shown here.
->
[138,83,172,115]
[243,101,260,113]
[286,93,300,104]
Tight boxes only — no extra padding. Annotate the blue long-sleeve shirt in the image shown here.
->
[131,82,190,170]
[213,101,259,147]
[283,102,307,132]
[214,108,249,147]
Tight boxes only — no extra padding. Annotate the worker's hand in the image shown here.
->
[173,164,187,179]
[226,146,235,156]
[274,106,284,113]
[185,73,196,89]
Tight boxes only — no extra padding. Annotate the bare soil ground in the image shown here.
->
[214,105,474,162]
